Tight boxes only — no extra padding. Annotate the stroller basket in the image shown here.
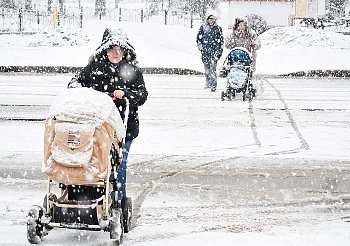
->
[53,202,100,225]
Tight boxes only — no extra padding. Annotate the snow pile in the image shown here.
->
[0,27,91,47]
[0,19,349,73]
[260,26,350,48]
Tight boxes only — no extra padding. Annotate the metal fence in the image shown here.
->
[166,10,201,28]
[0,7,82,33]
[0,6,200,34]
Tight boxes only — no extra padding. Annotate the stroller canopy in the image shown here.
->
[49,87,125,141]
[43,88,126,185]
[228,47,252,67]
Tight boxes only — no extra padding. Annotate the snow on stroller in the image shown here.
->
[220,47,255,101]
[26,88,131,245]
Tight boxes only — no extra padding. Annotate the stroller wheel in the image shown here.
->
[221,91,225,101]
[228,89,235,101]
[248,84,254,101]
[27,205,45,244]
[109,208,124,244]
[43,193,57,212]
[121,197,133,233]
[232,89,236,99]
[252,88,257,98]
[248,90,253,101]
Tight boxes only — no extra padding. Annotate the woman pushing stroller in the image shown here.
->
[219,17,261,101]
[26,28,147,244]
[220,18,261,101]
[68,27,148,204]
[225,17,261,72]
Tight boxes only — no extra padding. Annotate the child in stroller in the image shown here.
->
[220,47,256,101]
[27,88,131,245]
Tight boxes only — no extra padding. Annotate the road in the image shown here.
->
[0,73,349,245]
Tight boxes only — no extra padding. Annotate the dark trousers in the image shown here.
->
[203,58,218,89]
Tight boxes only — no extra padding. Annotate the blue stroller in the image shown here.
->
[220,47,255,101]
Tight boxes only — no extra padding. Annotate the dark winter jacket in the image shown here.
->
[68,28,148,141]
[196,22,224,64]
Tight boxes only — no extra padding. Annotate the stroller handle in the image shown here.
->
[123,97,130,133]
[228,64,251,70]
[105,91,130,136]
[229,64,251,68]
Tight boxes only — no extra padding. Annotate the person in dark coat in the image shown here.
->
[196,14,224,92]
[68,27,148,201]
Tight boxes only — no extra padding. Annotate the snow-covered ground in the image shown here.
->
[0,18,350,75]
[0,12,350,246]
[0,73,350,245]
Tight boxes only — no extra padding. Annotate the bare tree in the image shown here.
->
[182,0,220,20]
[115,0,120,8]
[0,0,16,8]
[59,0,64,14]
[24,0,32,10]
[48,0,52,13]
[95,0,106,16]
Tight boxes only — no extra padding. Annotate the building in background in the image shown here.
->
[220,0,326,27]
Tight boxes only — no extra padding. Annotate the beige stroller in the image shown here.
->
[26,88,131,245]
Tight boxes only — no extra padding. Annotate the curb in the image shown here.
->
[278,70,350,78]
[0,66,203,75]
[1,66,350,78]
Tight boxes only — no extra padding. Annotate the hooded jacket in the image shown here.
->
[196,16,224,64]
[225,18,261,52]
[68,28,148,141]
[225,18,261,71]
[94,27,137,64]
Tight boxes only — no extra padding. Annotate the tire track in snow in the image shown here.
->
[130,156,241,232]
[263,79,310,155]
[248,78,262,147]
[247,105,261,146]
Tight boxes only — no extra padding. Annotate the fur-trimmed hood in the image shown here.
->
[93,27,137,64]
